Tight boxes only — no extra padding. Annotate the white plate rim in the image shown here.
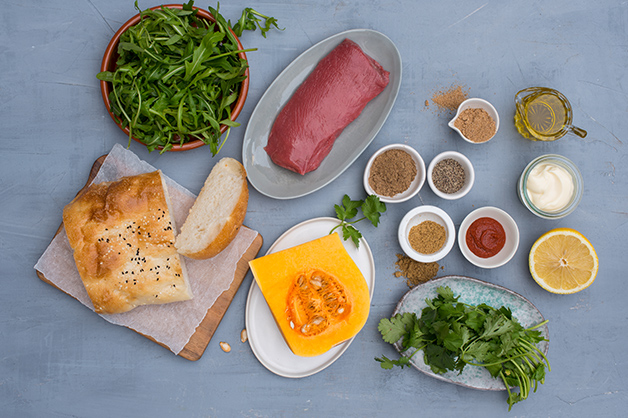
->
[245,217,375,378]
[242,28,402,200]
[391,275,549,391]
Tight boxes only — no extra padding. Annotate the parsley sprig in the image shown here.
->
[330,194,386,247]
[376,286,551,411]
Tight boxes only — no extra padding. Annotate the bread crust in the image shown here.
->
[176,158,249,260]
[63,171,192,314]
[180,180,249,260]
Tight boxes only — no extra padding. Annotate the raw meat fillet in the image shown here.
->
[265,39,390,175]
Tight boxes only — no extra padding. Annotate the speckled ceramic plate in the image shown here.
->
[242,29,402,200]
[245,217,375,378]
[392,275,549,391]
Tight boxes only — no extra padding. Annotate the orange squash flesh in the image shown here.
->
[249,233,370,357]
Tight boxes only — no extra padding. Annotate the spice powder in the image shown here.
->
[394,253,440,288]
[431,85,469,113]
[408,220,446,254]
[368,149,417,197]
[453,108,496,143]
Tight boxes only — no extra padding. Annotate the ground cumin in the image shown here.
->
[368,149,417,197]
[453,108,496,143]
[431,85,469,112]
[394,254,440,288]
[408,220,446,254]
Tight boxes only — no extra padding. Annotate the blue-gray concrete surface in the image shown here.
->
[1,0,626,416]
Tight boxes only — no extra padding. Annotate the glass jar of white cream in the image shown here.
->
[517,154,583,219]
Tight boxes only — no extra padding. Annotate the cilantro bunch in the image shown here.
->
[376,286,550,411]
[330,194,386,247]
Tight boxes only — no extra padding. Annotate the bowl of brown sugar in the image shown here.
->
[398,205,455,263]
[364,144,425,203]
[448,98,499,144]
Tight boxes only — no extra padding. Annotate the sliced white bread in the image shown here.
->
[176,158,249,260]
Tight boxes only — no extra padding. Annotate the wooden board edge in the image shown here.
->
[177,232,263,361]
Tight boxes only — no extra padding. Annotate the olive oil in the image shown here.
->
[514,87,587,141]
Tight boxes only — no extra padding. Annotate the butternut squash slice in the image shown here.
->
[249,233,370,357]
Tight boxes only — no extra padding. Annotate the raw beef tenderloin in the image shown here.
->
[265,39,390,175]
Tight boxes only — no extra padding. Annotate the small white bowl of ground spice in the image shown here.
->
[448,98,499,144]
[364,144,425,203]
[427,151,475,200]
[398,205,455,263]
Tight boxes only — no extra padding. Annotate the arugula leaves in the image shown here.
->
[330,194,386,247]
[97,1,280,154]
[376,286,551,411]
[231,8,283,37]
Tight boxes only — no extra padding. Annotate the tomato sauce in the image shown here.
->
[465,217,506,258]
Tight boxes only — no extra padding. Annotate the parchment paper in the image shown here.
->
[35,143,258,355]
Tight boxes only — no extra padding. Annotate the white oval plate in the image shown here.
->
[245,217,375,378]
[392,275,549,391]
[242,29,402,200]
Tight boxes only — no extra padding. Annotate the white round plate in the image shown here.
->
[242,29,402,199]
[245,217,375,378]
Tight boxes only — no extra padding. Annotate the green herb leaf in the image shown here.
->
[362,195,386,227]
[334,194,363,222]
[378,313,417,344]
[374,355,396,370]
[330,194,386,248]
[342,224,362,247]
[231,8,284,38]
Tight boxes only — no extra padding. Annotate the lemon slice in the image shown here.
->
[529,228,598,294]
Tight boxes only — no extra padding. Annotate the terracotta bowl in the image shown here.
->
[99,4,249,152]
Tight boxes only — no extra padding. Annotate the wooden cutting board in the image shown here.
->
[36,155,263,361]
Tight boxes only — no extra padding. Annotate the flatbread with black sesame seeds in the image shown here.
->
[63,170,192,314]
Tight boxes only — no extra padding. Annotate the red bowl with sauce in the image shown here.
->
[99,4,249,152]
[458,206,519,269]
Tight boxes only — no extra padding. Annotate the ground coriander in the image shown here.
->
[432,158,466,194]
[408,220,446,254]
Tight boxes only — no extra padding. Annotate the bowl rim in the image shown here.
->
[426,150,475,200]
[363,143,426,203]
[448,98,500,144]
[99,4,250,152]
[458,206,520,269]
[517,154,583,219]
[397,205,455,262]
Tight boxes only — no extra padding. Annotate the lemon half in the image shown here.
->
[529,228,598,294]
